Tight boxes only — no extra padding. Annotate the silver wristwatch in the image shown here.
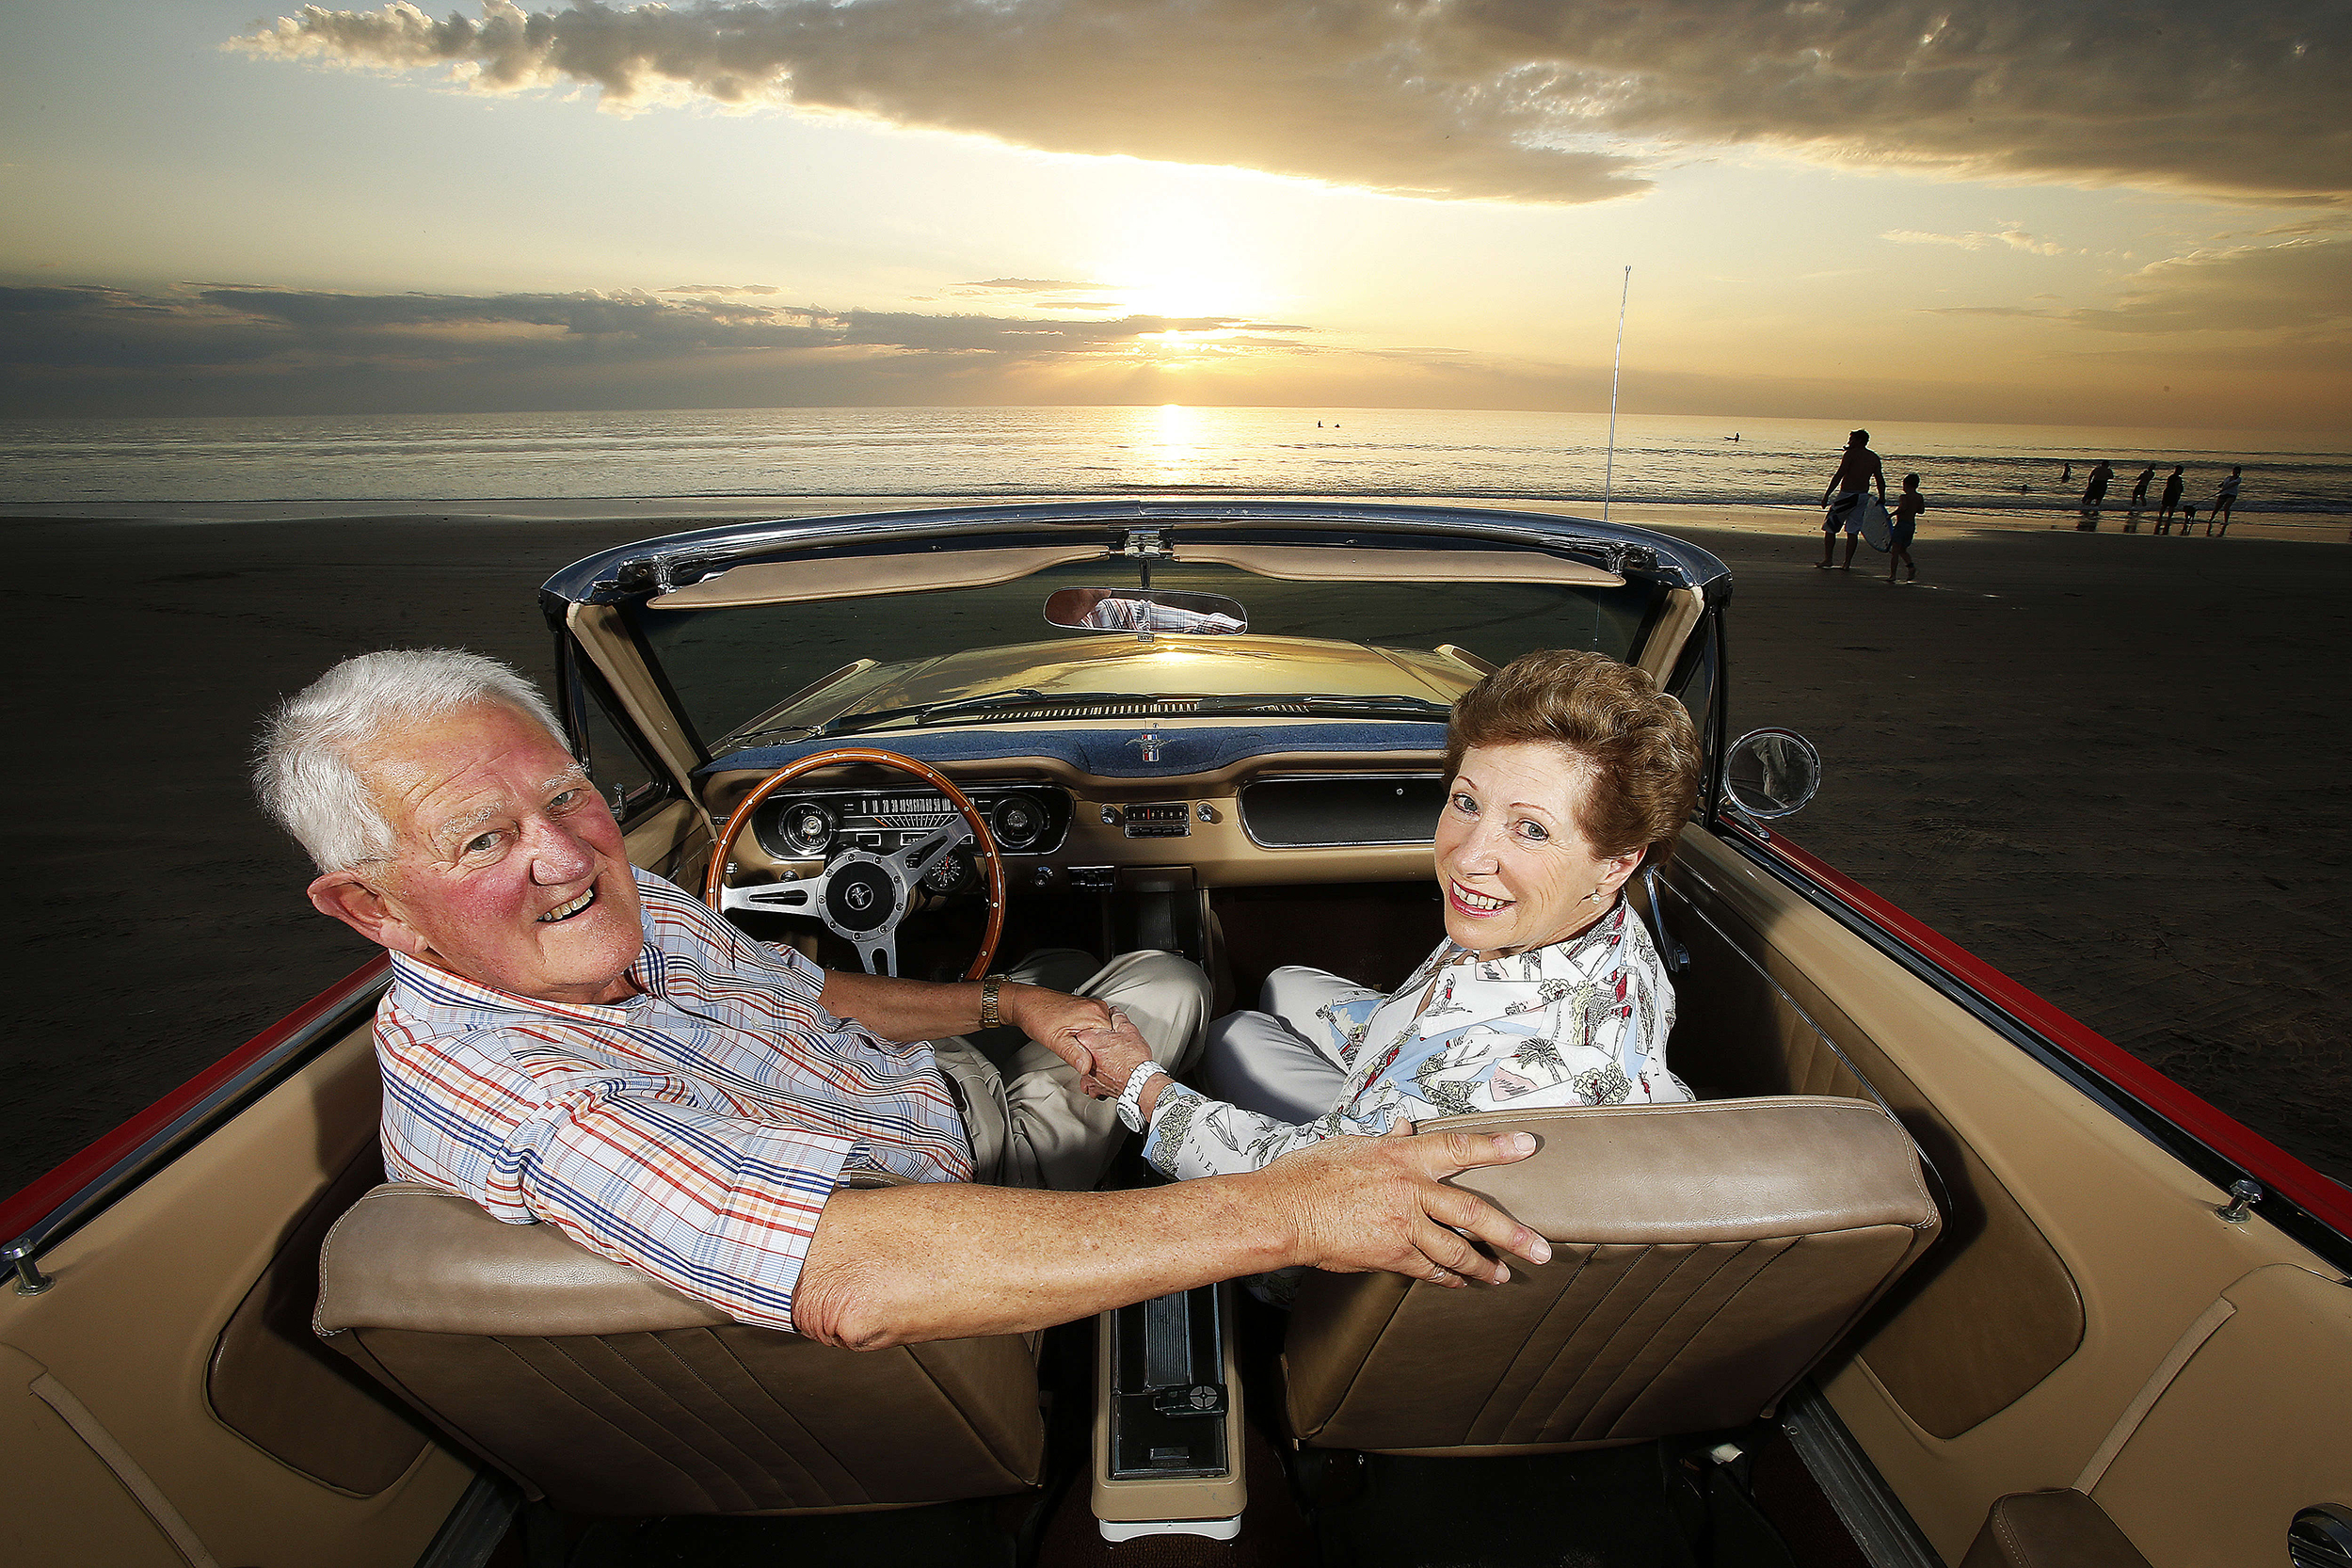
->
[1115,1062,1169,1132]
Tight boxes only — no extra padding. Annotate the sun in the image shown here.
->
[1094,190,1276,321]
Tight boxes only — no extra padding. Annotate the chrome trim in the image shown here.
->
[543,500,1726,607]
[1236,771,1445,850]
[2,963,391,1272]
[750,783,1072,857]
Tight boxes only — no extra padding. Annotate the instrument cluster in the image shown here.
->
[752,785,1073,887]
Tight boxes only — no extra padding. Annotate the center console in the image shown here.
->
[1090,1283,1247,1541]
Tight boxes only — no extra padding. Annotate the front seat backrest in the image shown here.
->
[1284,1096,1941,1454]
[315,1184,1045,1514]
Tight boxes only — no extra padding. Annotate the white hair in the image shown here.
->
[254,648,568,873]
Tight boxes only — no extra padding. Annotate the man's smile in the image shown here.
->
[538,887,597,923]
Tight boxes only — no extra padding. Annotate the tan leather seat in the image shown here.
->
[314,1184,1045,1515]
[1283,1096,1941,1454]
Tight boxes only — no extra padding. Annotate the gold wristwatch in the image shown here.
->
[978,975,1006,1030]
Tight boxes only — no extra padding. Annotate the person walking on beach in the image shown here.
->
[2156,465,2185,532]
[2129,465,2154,507]
[2208,467,2243,536]
[1819,428,1885,570]
[1888,473,1925,584]
[2081,459,2113,510]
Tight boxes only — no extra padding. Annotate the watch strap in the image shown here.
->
[1115,1062,1169,1133]
[978,976,1004,1031]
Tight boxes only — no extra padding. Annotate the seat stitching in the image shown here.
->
[1544,1243,1754,1442]
[696,1333,868,1499]
[899,1341,1042,1492]
[1493,1245,1679,1441]
[644,1332,845,1505]
[1474,1245,1601,1437]
[1472,1246,1611,1443]
[488,1336,727,1512]
[1585,1238,1789,1436]
[1537,1244,1730,1441]
[531,1335,746,1512]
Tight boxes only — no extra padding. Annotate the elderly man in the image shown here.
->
[257,649,1548,1351]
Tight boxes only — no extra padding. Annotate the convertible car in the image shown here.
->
[4,500,2347,1568]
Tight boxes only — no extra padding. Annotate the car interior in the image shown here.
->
[10,509,2345,1568]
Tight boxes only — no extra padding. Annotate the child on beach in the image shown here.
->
[1889,473,1924,583]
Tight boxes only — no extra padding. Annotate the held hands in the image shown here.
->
[1257,1126,1552,1288]
[995,984,1115,1076]
[1071,1013,1158,1100]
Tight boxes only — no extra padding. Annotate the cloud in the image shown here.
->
[0,280,1322,412]
[1884,227,2069,255]
[2067,236,2352,333]
[229,0,2352,205]
[662,282,782,294]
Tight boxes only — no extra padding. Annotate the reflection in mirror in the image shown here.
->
[1725,728,1822,819]
[1044,587,1248,635]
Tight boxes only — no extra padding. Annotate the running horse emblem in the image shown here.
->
[1127,731,1167,764]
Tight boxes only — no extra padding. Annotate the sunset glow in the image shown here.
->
[1,0,2344,431]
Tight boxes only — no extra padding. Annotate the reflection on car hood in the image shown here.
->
[793,633,1482,729]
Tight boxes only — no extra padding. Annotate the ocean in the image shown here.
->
[3,406,2348,520]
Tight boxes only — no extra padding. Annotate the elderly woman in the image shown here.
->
[1077,648,1703,1181]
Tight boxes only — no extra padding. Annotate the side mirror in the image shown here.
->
[1044,587,1247,635]
[1724,728,1821,819]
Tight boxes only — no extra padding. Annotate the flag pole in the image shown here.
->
[1601,265,1631,523]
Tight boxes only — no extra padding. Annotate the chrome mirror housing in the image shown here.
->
[1724,728,1822,819]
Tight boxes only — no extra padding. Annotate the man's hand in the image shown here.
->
[998,984,1115,1073]
[1073,1013,1159,1100]
[1257,1127,1551,1288]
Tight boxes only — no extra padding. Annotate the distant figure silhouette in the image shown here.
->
[2209,466,2243,536]
[2061,460,2073,484]
[1819,428,1886,571]
[2156,466,2185,532]
[1889,473,1924,584]
[2081,459,2113,510]
[2129,465,2154,507]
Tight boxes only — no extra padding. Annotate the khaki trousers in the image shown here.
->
[930,949,1208,1192]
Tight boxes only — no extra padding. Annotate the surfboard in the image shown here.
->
[1856,494,1893,552]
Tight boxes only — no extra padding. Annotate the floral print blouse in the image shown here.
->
[1142,897,1691,1180]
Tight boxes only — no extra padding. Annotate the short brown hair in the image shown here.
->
[1444,649,1702,869]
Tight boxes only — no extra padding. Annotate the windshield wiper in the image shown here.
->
[1196,694,1450,720]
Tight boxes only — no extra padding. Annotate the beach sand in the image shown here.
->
[6,500,2347,1195]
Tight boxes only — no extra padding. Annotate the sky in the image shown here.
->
[1,0,2346,429]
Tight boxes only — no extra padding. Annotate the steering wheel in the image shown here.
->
[703,747,1006,980]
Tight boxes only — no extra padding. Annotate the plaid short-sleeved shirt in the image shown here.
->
[375,867,970,1332]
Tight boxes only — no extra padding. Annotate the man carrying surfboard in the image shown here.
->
[1819,428,1887,570]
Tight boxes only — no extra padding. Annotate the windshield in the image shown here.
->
[631,552,1658,752]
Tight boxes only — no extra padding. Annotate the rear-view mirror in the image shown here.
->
[1045,587,1248,635]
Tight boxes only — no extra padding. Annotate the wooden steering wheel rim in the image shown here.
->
[703,747,1007,982]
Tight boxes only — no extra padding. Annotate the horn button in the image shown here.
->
[822,852,906,936]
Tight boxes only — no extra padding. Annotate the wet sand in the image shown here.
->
[5,500,2347,1196]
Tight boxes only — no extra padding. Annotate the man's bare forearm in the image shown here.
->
[817,968,982,1042]
[787,1128,1552,1351]
[790,1176,1291,1349]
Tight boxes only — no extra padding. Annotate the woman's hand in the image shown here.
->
[1074,1012,1159,1101]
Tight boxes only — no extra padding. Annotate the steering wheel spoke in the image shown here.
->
[703,748,1007,984]
[717,865,829,920]
[889,821,973,886]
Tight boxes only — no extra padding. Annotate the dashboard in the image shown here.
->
[738,766,1448,893]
